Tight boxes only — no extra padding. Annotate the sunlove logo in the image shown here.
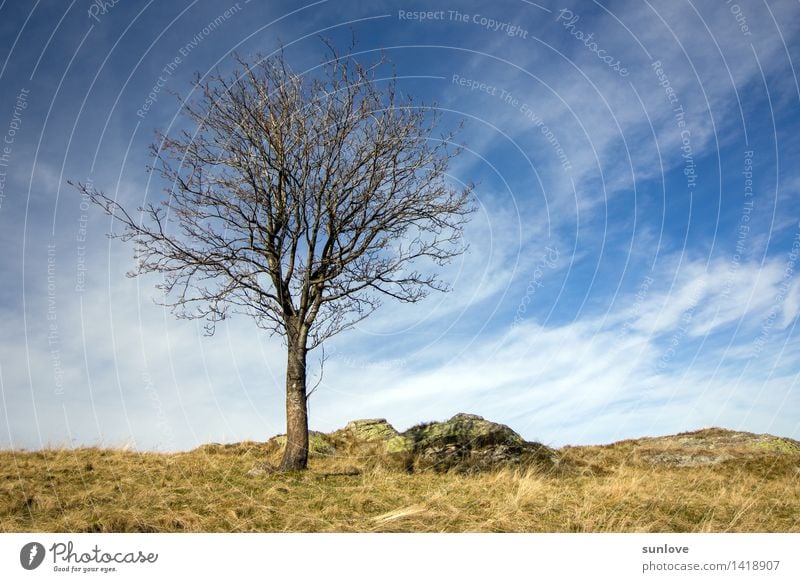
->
[19,542,46,570]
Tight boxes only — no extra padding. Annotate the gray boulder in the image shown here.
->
[402,413,557,473]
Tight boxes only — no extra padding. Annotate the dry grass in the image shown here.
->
[1,440,797,532]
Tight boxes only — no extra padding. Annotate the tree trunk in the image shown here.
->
[279,328,309,471]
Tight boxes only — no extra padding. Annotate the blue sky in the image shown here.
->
[1,0,799,450]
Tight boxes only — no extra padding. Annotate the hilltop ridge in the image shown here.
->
[2,417,797,533]
[194,414,800,474]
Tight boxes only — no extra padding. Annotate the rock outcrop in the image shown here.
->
[403,413,557,473]
[261,413,557,473]
[330,419,414,455]
[270,431,336,458]
[567,427,800,468]
[637,428,800,467]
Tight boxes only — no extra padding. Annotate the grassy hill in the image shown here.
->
[1,423,798,532]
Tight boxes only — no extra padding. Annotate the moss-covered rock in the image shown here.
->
[404,413,527,448]
[756,437,800,454]
[269,431,335,458]
[338,419,399,442]
[386,435,414,454]
[402,413,557,473]
[323,418,412,471]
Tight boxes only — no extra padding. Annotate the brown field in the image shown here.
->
[1,430,798,533]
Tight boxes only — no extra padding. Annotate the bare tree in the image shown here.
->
[73,47,474,471]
